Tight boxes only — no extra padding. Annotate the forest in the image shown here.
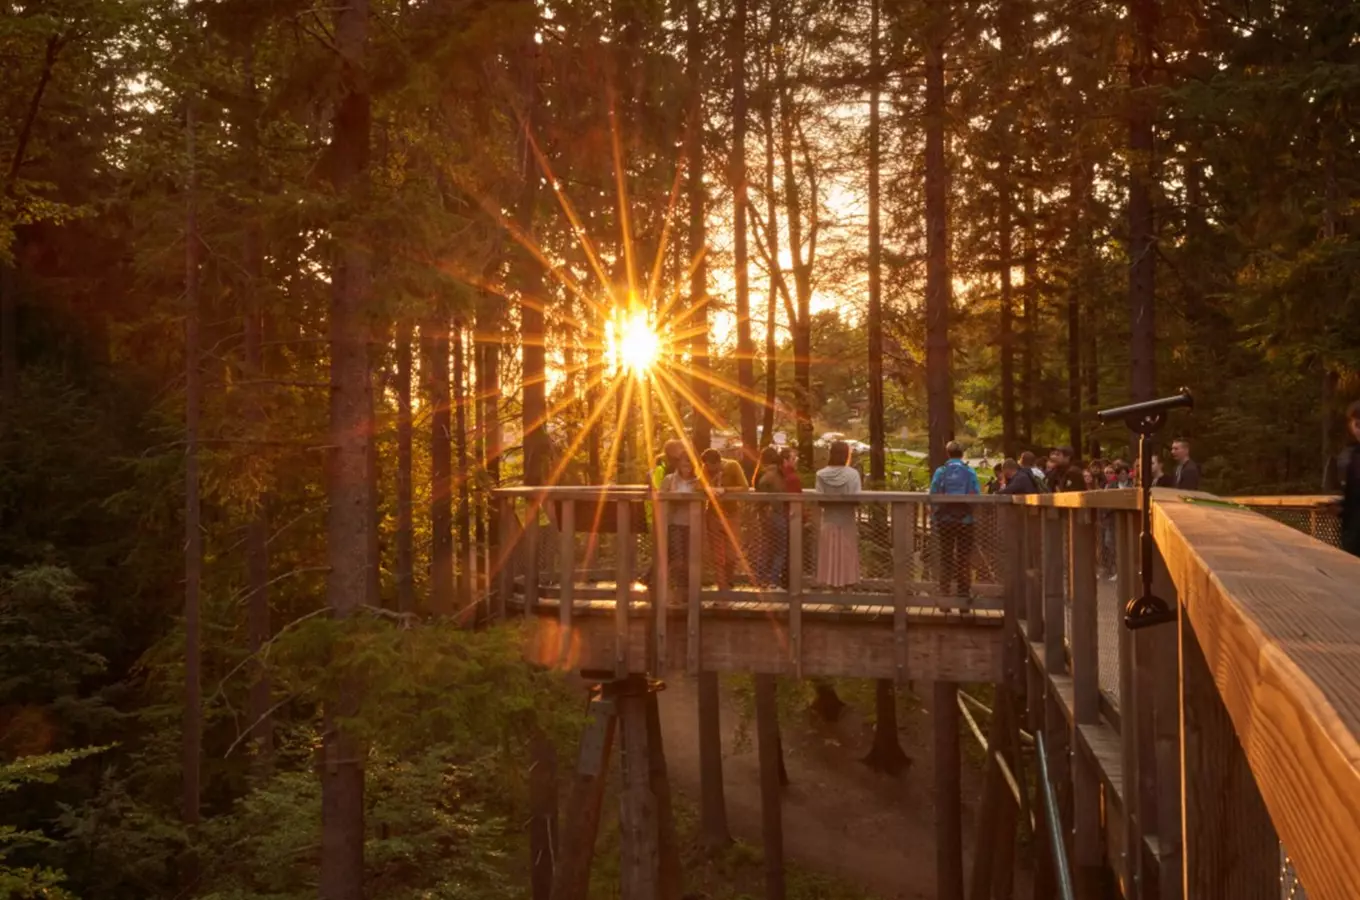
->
[1,0,1358,897]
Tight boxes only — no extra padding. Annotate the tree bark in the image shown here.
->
[863,678,910,774]
[426,317,453,615]
[754,674,786,900]
[182,95,202,828]
[1128,0,1157,403]
[997,2,1018,457]
[760,9,782,450]
[731,0,757,468]
[924,0,955,468]
[321,1,371,896]
[697,670,731,849]
[778,60,814,471]
[685,0,710,452]
[867,0,886,485]
[1021,183,1037,446]
[395,320,414,614]
[518,22,549,488]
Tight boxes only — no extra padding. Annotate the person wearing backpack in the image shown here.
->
[930,441,982,602]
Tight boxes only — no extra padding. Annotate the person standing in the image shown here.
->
[1171,438,1201,490]
[779,446,803,492]
[930,441,982,601]
[815,440,862,588]
[660,454,700,590]
[1047,446,1085,493]
[1338,402,1360,558]
[754,446,789,587]
[1020,450,1049,492]
[998,458,1038,495]
[701,448,749,589]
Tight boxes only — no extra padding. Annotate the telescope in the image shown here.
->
[1096,388,1194,630]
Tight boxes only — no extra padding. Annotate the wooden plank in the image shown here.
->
[936,681,964,900]
[687,502,702,675]
[1149,547,1182,900]
[1042,509,1065,673]
[525,507,541,613]
[1069,508,1102,876]
[789,502,804,679]
[559,499,576,667]
[525,613,1005,682]
[1153,491,1360,900]
[615,499,632,678]
[654,499,668,675]
[645,688,682,900]
[1179,603,1278,898]
[496,496,514,621]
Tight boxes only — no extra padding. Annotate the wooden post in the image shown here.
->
[936,680,964,900]
[616,499,632,677]
[525,502,541,614]
[618,676,660,900]
[1070,508,1103,897]
[754,673,786,900]
[967,686,1019,900]
[1149,547,1182,900]
[892,501,911,684]
[645,686,682,900]
[789,500,804,678]
[1179,606,1278,898]
[495,495,514,621]
[687,501,702,675]
[654,499,669,675]
[559,500,575,666]
[1115,508,1146,899]
[1042,508,1072,861]
[551,685,618,900]
[530,725,558,900]
[1025,508,1045,737]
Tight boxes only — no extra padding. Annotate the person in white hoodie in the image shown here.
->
[815,440,862,587]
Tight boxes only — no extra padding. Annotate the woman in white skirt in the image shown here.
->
[815,440,862,587]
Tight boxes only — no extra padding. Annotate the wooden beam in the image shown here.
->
[789,502,804,678]
[551,687,617,900]
[1149,547,1182,900]
[687,502,702,675]
[892,502,911,683]
[754,674,786,900]
[559,500,575,666]
[1152,491,1360,900]
[618,676,659,900]
[654,500,668,675]
[645,687,682,900]
[936,681,964,900]
[1115,508,1149,900]
[1069,508,1103,891]
[615,499,632,677]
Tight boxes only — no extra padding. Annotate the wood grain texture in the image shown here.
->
[1152,491,1360,900]
[618,681,659,900]
[524,612,1004,682]
[615,500,632,677]
[551,693,616,900]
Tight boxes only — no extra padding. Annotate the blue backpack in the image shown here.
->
[939,462,974,495]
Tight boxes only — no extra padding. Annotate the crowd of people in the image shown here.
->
[644,434,1209,603]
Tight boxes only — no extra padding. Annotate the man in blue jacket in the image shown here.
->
[931,441,982,600]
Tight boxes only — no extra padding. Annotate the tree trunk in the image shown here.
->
[997,2,1018,458]
[1067,241,1082,455]
[924,0,955,468]
[1128,0,1157,403]
[240,44,273,766]
[517,25,549,488]
[697,670,731,849]
[182,96,202,828]
[396,320,414,614]
[760,13,781,450]
[754,674,786,900]
[1021,183,1037,446]
[731,0,757,468]
[367,332,383,609]
[863,678,910,774]
[426,317,453,615]
[867,0,886,486]
[685,0,711,451]
[454,319,472,617]
[778,63,813,471]
[321,2,371,896]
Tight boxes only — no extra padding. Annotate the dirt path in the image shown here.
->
[656,676,995,900]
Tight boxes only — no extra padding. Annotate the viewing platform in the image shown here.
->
[492,483,1360,900]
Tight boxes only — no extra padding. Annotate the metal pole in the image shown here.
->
[1036,732,1076,900]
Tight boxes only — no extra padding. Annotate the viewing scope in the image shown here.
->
[1096,388,1194,630]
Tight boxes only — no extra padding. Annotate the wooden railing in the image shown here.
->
[1011,487,1360,900]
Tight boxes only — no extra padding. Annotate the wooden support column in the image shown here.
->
[530,725,559,900]
[693,499,731,851]
[615,499,632,677]
[525,503,541,613]
[495,495,514,621]
[654,499,668,675]
[551,685,618,900]
[1149,547,1182,900]
[687,501,702,675]
[892,502,911,683]
[618,675,660,900]
[789,501,804,678]
[1179,607,1278,899]
[1115,508,1148,900]
[754,673,786,900]
[1069,508,1103,898]
[1024,508,1044,737]
[559,500,575,666]
[936,680,964,900]
[645,686,682,900]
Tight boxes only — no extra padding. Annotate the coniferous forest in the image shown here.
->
[1,0,1358,897]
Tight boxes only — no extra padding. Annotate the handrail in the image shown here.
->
[1229,494,1340,508]
[1036,731,1076,900]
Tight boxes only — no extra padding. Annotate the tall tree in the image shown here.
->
[320,0,371,894]
[395,319,414,614]
[924,0,954,467]
[425,317,453,615]
[996,0,1020,456]
[685,0,711,451]
[518,17,549,487]
[182,94,202,827]
[731,0,757,464]
[866,0,886,485]
[1128,0,1157,402]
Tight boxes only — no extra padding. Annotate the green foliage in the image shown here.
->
[0,746,108,900]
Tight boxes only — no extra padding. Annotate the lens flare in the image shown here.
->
[606,307,661,376]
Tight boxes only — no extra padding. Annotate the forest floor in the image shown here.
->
[655,675,1028,900]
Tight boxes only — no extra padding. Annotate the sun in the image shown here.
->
[606,307,661,376]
